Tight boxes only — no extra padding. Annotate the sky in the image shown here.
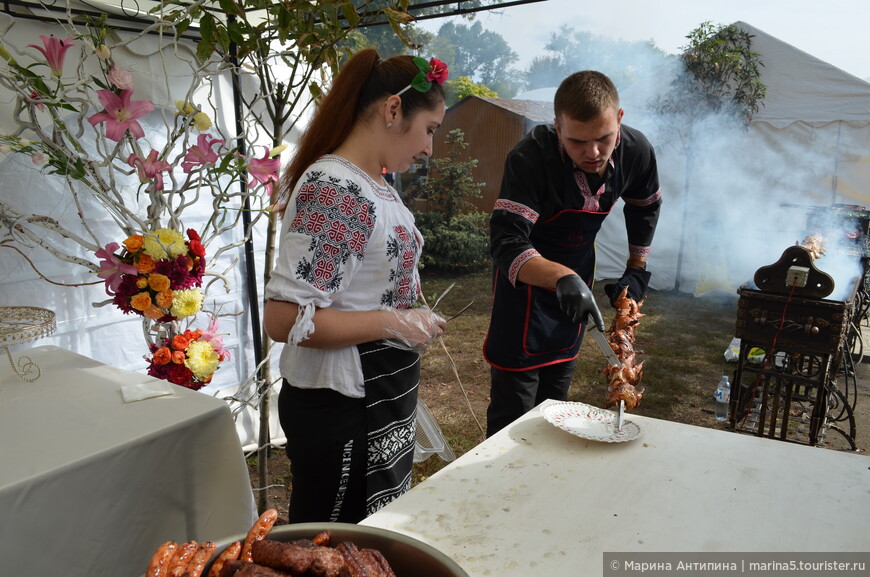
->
[422,0,870,81]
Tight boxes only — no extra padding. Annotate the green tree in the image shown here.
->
[651,21,766,292]
[347,0,498,58]
[421,128,483,218]
[524,54,568,91]
[428,20,520,96]
[658,21,766,125]
[444,75,498,106]
[414,129,489,272]
[524,25,669,91]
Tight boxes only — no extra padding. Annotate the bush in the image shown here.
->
[415,211,491,273]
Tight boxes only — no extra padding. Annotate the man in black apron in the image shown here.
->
[484,71,662,437]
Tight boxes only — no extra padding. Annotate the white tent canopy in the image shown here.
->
[593,20,870,295]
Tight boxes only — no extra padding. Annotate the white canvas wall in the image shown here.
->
[0,10,289,450]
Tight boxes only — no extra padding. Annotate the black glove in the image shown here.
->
[555,274,605,331]
[604,266,652,306]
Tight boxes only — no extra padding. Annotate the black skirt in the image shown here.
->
[279,341,420,523]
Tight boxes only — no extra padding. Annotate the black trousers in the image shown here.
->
[486,359,576,437]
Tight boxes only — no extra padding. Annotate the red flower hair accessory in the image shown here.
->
[396,57,449,96]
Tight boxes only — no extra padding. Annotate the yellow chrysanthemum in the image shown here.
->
[169,288,203,319]
[193,112,212,131]
[185,339,220,380]
[142,228,187,260]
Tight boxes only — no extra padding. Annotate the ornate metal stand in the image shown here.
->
[0,306,56,382]
[731,246,861,450]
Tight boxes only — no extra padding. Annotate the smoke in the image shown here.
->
[566,41,868,300]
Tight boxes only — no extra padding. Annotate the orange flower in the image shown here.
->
[152,346,172,365]
[143,305,164,319]
[123,234,144,253]
[171,350,186,364]
[148,273,170,292]
[185,254,194,271]
[130,292,152,311]
[136,253,155,273]
[136,276,149,289]
[155,289,174,308]
[172,334,190,351]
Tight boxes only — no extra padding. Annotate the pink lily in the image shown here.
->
[28,90,45,111]
[95,242,137,295]
[200,316,231,360]
[127,149,172,191]
[28,35,74,77]
[181,133,225,173]
[88,89,154,141]
[247,146,281,197]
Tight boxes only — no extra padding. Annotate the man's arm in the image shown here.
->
[515,255,576,290]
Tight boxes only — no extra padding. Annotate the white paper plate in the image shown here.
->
[540,401,641,443]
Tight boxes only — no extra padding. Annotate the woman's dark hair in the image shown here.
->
[279,48,445,211]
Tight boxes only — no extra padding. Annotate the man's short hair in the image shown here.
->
[554,71,620,122]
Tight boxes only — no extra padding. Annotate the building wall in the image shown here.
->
[433,98,528,213]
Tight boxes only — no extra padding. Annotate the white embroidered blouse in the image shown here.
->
[264,154,423,398]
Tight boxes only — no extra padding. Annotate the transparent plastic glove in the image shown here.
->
[555,274,605,331]
[383,306,447,353]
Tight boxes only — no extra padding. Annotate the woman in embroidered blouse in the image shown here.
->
[263,48,448,523]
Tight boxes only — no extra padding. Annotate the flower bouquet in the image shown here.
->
[96,228,207,322]
[146,318,229,390]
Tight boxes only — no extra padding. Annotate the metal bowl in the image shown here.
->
[205,522,468,577]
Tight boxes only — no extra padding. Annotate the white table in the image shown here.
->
[362,399,870,576]
[0,345,257,577]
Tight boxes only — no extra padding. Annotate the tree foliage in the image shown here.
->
[428,20,520,96]
[159,1,417,147]
[656,22,766,125]
[524,25,669,91]
[420,128,483,219]
[414,128,489,272]
[444,75,497,106]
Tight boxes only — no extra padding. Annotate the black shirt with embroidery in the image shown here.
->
[490,123,662,282]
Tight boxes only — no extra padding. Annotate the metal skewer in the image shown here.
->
[617,400,625,432]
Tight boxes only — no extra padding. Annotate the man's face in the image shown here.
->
[554,107,624,177]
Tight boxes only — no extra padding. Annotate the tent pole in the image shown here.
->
[674,149,693,293]
[227,17,269,513]
[831,123,842,204]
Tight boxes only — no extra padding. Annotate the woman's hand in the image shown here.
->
[384,307,447,353]
[265,300,446,351]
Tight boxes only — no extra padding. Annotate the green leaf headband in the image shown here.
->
[396,57,449,96]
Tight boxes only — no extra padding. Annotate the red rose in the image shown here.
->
[187,228,201,242]
[171,334,190,351]
[152,346,172,365]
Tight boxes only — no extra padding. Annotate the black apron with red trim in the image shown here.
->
[484,208,609,371]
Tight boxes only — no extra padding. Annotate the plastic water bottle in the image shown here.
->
[714,376,731,421]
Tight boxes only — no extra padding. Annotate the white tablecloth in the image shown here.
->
[362,399,870,576]
[0,345,257,577]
